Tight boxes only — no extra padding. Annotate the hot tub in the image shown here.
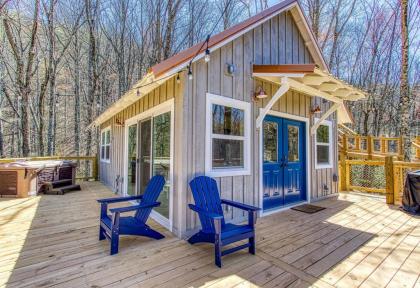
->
[0,160,77,197]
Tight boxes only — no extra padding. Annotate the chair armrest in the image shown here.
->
[109,202,160,214]
[221,199,261,212]
[188,204,223,220]
[97,195,143,204]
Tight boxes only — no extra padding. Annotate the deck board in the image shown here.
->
[0,182,419,288]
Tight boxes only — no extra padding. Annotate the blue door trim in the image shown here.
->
[262,115,307,211]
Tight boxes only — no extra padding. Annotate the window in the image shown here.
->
[205,93,251,177]
[101,127,111,162]
[314,119,333,169]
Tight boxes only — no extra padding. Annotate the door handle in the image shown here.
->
[280,156,285,167]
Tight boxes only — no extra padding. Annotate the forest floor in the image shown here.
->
[0,182,419,288]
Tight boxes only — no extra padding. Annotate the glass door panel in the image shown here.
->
[127,124,137,196]
[152,112,171,219]
[139,119,152,195]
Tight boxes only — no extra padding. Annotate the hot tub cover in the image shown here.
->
[402,170,420,214]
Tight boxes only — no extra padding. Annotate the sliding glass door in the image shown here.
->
[126,109,172,227]
[151,112,171,219]
[127,124,137,196]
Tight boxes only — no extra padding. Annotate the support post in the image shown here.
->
[385,156,394,205]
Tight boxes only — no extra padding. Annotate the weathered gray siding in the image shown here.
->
[99,78,178,194]
[181,10,331,233]
[98,10,338,237]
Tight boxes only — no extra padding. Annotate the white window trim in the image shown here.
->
[100,126,111,163]
[205,93,251,177]
[314,118,333,169]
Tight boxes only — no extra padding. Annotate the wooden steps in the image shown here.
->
[43,180,81,195]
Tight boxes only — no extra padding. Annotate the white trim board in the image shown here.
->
[314,118,334,169]
[123,99,175,232]
[100,126,111,163]
[205,93,252,177]
[258,110,311,218]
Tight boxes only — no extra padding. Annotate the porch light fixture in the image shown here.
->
[176,73,181,84]
[115,118,124,126]
[311,105,322,114]
[254,86,268,100]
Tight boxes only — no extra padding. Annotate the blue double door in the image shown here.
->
[263,115,306,211]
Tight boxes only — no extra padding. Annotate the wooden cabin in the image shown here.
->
[90,0,365,238]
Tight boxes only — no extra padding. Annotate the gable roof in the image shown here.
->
[90,0,328,127]
[150,0,328,77]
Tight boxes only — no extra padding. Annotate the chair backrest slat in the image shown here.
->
[135,175,165,223]
[189,176,225,233]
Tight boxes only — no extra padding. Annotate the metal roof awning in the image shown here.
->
[252,64,366,130]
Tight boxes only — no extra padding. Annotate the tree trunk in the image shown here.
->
[398,0,411,161]
[73,36,81,156]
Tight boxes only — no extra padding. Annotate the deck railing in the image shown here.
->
[0,156,98,180]
[339,135,420,161]
[339,156,420,205]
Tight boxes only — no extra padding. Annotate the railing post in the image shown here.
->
[367,135,373,160]
[385,156,394,205]
[381,138,386,154]
[398,136,404,160]
[342,134,348,158]
[355,136,360,151]
[93,155,99,181]
[339,155,348,191]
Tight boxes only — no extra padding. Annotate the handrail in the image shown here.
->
[339,134,419,161]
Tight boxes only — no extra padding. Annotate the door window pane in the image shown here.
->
[264,121,278,162]
[152,112,171,219]
[212,104,244,136]
[288,125,299,162]
[127,124,137,196]
[316,125,329,143]
[212,139,244,168]
[139,119,151,194]
[317,145,330,164]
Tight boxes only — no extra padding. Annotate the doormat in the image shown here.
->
[291,204,326,214]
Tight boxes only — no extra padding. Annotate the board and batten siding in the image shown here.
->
[181,10,333,233]
[97,10,339,237]
[99,77,178,194]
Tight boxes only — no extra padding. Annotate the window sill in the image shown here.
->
[205,168,251,178]
[100,159,111,164]
[315,163,333,169]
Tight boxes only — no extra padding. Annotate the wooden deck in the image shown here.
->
[1,182,419,288]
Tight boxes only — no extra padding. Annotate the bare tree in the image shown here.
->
[2,0,40,156]
[398,0,411,160]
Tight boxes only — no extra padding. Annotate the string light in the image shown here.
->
[188,66,193,80]
[204,35,211,62]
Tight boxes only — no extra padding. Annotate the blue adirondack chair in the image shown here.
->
[97,175,165,255]
[188,176,261,267]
